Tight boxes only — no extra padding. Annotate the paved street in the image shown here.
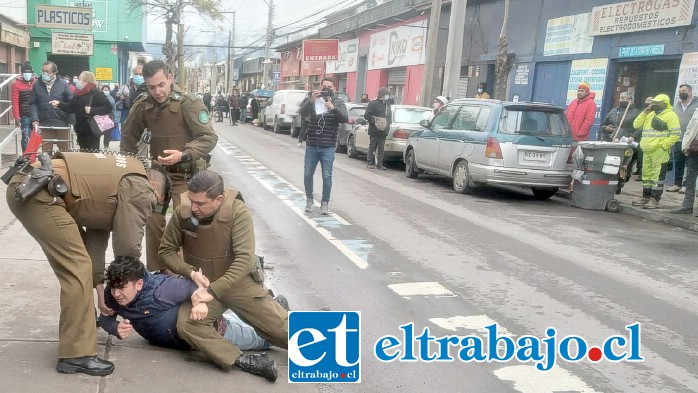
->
[0,120,697,392]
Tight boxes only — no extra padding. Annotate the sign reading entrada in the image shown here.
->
[590,0,695,36]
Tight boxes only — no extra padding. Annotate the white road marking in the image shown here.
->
[388,282,455,297]
[429,315,513,336]
[494,365,602,393]
[216,142,365,268]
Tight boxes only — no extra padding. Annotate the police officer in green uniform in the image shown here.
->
[120,60,218,273]
[5,151,167,376]
[159,170,287,382]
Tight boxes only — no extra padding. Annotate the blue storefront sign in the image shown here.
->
[618,45,665,58]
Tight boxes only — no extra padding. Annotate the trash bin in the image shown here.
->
[570,141,633,212]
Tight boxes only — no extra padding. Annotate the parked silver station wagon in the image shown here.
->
[405,99,574,199]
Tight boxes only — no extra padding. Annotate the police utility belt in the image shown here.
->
[1,153,68,202]
[153,155,210,175]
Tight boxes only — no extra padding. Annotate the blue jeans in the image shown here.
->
[19,116,31,152]
[304,146,335,202]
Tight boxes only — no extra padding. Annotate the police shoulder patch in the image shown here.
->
[199,110,209,124]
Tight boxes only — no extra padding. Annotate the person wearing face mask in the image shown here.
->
[50,71,113,150]
[565,81,597,141]
[601,92,640,142]
[360,93,369,103]
[431,96,448,120]
[631,94,681,209]
[128,62,148,108]
[475,82,490,99]
[29,61,74,151]
[101,85,117,148]
[364,87,391,169]
[666,84,698,193]
[11,61,36,151]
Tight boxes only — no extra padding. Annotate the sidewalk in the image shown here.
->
[0,162,304,392]
[561,174,698,232]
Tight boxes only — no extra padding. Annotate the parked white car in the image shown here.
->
[262,90,308,134]
[347,105,432,163]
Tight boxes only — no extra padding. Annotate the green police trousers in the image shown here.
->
[176,274,288,369]
[83,175,156,286]
[145,174,188,271]
[6,183,98,359]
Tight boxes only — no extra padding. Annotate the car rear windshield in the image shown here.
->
[393,108,431,124]
[499,108,569,137]
[349,107,366,121]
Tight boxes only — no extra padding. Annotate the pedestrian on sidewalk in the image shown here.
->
[670,109,698,215]
[159,171,287,382]
[632,94,681,209]
[11,61,36,151]
[566,82,597,142]
[229,91,240,125]
[365,87,390,170]
[30,61,73,151]
[668,84,698,193]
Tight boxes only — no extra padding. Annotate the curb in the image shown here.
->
[557,190,698,233]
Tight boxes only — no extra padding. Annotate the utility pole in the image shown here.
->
[226,30,231,93]
[263,0,274,89]
[420,0,442,107]
[231,11,235,92]
[178,23,185,88]
[442,0,467,99]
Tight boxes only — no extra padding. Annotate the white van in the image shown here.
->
[262,90,308,134]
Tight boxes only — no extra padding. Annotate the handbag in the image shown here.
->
[374,116,388,132]
[87,94,116,137]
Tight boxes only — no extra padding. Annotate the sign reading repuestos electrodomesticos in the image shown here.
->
[302,39,339,62]
[590,0,695,36]
[35,5,92,31]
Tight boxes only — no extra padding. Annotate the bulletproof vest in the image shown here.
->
[137,87,195,160]
[56,151,147,230]
[178,189,241,281]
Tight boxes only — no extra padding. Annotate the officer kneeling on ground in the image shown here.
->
[159,170,288,382]
[4,151,167,377]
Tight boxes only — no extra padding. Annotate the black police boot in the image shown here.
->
[56,356,115,376]
[234,353,278,382]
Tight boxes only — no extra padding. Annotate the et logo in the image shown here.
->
[288,311,361,383]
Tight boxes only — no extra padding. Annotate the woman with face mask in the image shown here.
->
[101,85,118,148]
[475,82,490,99]
[50,71,113,151]
[431,96,448,119]
[11,62,37,151]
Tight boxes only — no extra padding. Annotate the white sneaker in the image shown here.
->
[679,187,686,194]
[320,202,329,215]
[666,185,681,192]
[305,199,313,212]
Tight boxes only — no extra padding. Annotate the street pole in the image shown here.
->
[263,0,274,89]
[226,30,231,93]
[421,0,442,107]
[178,23,185,88]
[231,11,235,92]
[442,0,467,99]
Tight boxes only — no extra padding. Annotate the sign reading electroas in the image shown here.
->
[35,5,92,31]
[302,39,339,62]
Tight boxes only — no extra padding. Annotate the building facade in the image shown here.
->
[27,0,145,85]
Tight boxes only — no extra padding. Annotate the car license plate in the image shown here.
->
[523,151,547,161]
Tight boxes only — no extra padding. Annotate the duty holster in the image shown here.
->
[13,153,68,202]
[1,156,30,185]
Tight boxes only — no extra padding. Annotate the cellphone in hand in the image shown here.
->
[319,90,332,98]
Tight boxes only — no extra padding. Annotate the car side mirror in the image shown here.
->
[356,117,367,125]
[419,119,430,128]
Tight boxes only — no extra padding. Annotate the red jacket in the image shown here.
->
[11,77,35,119]
[566,91,597,141]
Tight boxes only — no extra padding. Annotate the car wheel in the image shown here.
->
[347,135,357,158]
[335,140,347,153]
[531,187,558,200]
[606,199,622,213]
[405,149,419,179]
[452,160,472,194]
[273,117,282,134]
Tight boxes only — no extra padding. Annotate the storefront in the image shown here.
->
[27,0,144,85]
